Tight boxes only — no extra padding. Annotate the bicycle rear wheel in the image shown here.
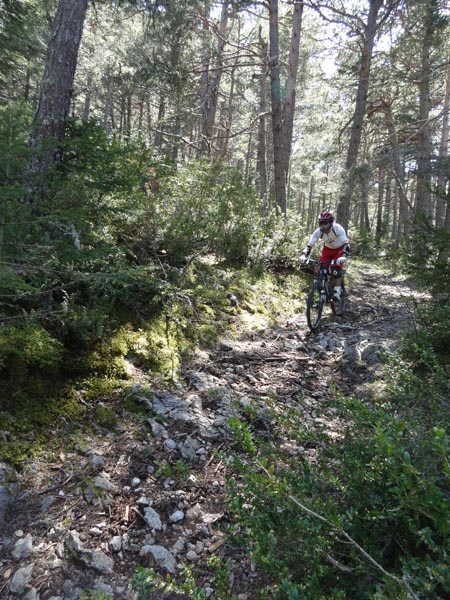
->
[306,283,324,330]
[331,280,346,316]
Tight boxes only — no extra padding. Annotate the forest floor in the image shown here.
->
[0,261,429,600]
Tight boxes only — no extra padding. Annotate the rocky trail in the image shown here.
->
[0,265,428,600]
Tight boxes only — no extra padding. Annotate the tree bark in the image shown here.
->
[307,176,315,230]
[384,106,410,238]
[29,0,88,196]
[268,0,303,216]
[268,0,285,214]
[82,74,93,121]
[199,0,229,157]
[103,72,114,134]
[336,0,383,229]
[257,26,268,200]
[155,97,165,151]
[281,2,304,188]
[414,3,434,221]
[375,166,385,243]
[435,61,450,227]
[444,181,450,233]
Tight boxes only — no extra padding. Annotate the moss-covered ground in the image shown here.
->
[0,261,306,467]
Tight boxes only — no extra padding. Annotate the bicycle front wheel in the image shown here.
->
[306,283,324,330]
[331,280,346,316]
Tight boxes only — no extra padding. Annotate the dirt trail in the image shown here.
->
[0,265,427,600]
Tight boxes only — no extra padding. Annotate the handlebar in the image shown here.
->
[303,259,338,266]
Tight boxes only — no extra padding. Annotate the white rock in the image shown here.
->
[87,550,114,574]
[23,588,38,600]
[110,536,122,552]
[10,564,34,594]
[171,539,185,555]
[140,545,176,573]
[49,553,63,569]
[169,510,185,523]
[12,533,32,559]
[93,475,116,493]
[143,507,163,530]
[147,418,168,439]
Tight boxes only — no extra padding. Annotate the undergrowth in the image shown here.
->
[0,261,304,466]
[222,297,450,599]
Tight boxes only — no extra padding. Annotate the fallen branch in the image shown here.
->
[256,460,419,600]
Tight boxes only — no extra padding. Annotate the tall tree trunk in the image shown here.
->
[146,95,152,145]
[219,59,237,162]
[336,0,383,229]
[307,175,315,230]
[119,94,125,135]
[257,26,268,200]
[376,166,385,243]
[172,111,181,163]
[82,74,93,121]
[198,9,211,156]
[268,0,286,215]
[268,0,303,216]
[28,0,88,197]
[414,3,434,221]
[392,182,399,247]
[245,129,253,185]
[199,0,229,157]
[281,2,304,184]
[360,175,370,232]
[436,61,450,227]
[155,97,165,151]
[384,176,392,241]
[126,93,132,140]
[444,181,450,233]
[370,98,411,238]
[137,95,144,137]
[24,68,31,102]
[103,73,114,134]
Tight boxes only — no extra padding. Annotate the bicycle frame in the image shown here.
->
[305,259,345,330]
[314,260,338,301]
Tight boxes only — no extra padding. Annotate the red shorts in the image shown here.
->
[320,244,346,268]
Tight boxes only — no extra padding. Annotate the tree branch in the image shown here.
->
[256,460,420,600]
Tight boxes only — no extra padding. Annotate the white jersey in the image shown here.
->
[308,223,348,249]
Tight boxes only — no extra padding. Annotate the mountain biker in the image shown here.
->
[299,210,350,302]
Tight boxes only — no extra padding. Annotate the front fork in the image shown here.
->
[319,277,327,303]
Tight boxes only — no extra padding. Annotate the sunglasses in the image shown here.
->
[319,220,330,226]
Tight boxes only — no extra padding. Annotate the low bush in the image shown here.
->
[403,219,450,298]
[224,296,450,599]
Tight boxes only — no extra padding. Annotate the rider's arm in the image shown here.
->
[302,244,312,257]
[300,228,321,259]
[306,228,321,250]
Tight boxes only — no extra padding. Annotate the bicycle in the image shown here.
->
[304,259,346,331]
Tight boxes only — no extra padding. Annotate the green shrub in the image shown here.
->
[0,323,63,374]
[403,219,450,297]
[132,566,206,600]
[247,210,308,271]
[144,160,259,265]
[226,380,450,598]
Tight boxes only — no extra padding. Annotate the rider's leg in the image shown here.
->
[332,268,343,300]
